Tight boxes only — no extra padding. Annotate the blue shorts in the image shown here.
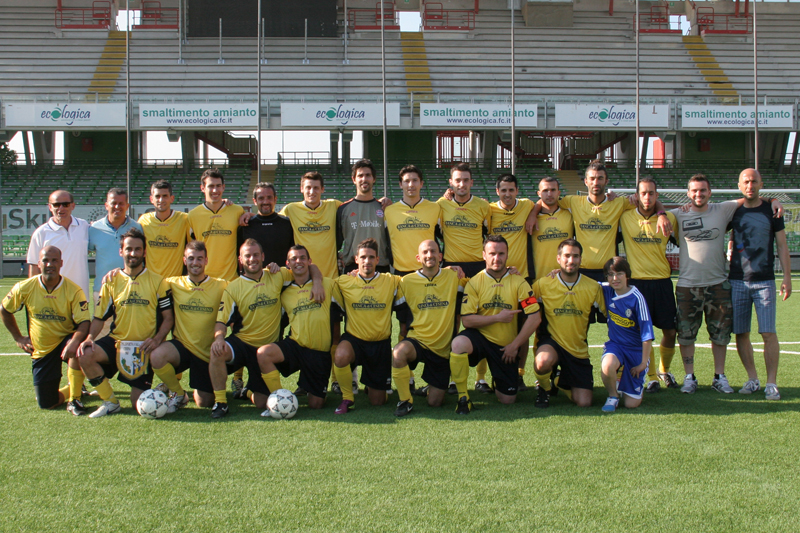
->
[602,340,648,399]
[730,279,777,335]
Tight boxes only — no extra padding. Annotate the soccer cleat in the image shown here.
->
[550,369,561,396]
[409,379,416,395]
[447,382,457,395]
[681,375,698,394]
[293,386,307,397]
[88,400,121,418]
[334,399,355,415]
[602,397,619,413]
[455,396,473,415]
[233,387,249,401]
[66,399,87,416]
[154,382,170,394]
[535,385,550,408]
[211,402,229,419]
[517,375,529,393]
[81,384,99,397]
[475,381,493,394]
[166,392,190,414]
[413,385,429,397]
[352,381,359,395]
[764,383,781,401]
[738,378,760,394]
[645,380,661,393]
[331,381,342,395]
[657,371,680,389]
[230,378,244,397]
[711,374,734,394]
[394,400,413,417]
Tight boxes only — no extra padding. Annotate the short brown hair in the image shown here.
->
[185,240,207,255]
[557,238,582,255]
[352,159,376,180]
[240,238,263,254]
[120,228,145,248]
[637,177,658,193]
[201,168,224,186]
[252,182,276,199]
[301,171,324,188]
[688,173,710,189]
[603,256,631,279]
[483,234,508,250]
[288,244,310,261]
[450,162,471,179]
[357,238,379,254]
[584,159,607,179]
[399,164,423,183]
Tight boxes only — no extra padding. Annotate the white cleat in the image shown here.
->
[88,400,121,418]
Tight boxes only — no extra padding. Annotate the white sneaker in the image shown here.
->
[738,378,760,394]
[765,383,781,400]
[166,392,190,414]
[712,374,734,394]
[681,375,698,394]
[88,400,121,418]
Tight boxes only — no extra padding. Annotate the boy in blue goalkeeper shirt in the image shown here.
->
[600,256,654,412]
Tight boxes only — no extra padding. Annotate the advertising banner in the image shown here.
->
[680,105,794,129]
[419,104,538,128]
[555,104,670,129]
[4,103,127,128]
[280,103,400,127]
[139,103,258,128]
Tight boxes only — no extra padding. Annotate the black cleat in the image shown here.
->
[474,381,494,394]
[67,399,87,416]
[211,402,229,419]
[447,382,458,395]
[413,385,430,397]
[517,375,529,392]
[455,396,473,415]
[394,400,414,417]
[535,386,550,408]
[293,386,307,397]
[233,387,249,400]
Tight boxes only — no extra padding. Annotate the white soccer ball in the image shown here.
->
[267,389,298,419]
[137,389,169,419]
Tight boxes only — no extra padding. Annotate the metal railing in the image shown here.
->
[348,3,400,31]
[422,3,476,31]
[54,1,112,30]
[696,8,753,35]
[636,6,681,34]
[133,1,179,30]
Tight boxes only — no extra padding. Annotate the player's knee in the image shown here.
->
[497,393,516,405]
[450,337,470,354]
[307,395,325,409]
[574,398,592,408]
[624,396,642,409]
[195,390,214,408]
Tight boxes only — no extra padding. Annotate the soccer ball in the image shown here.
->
[137,389,169,419]
[266,389,298,419]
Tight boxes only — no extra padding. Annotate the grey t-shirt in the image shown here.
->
[671,201,739,288]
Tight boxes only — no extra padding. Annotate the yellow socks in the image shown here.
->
[262,370,282,393]
[153,363,185,396]
[329,344,339,380]
[67,367,85,401]
[392,366,412,402]
[475,358,488,383]
[659,346,676,374]
[59,384,70,401]
[647,350,658,381]
[518,367,526,377]
[93,377,118,404]
[214,390,227,404]
[334,364,355,402]
[450,352,470,399]
[535,370,552,391]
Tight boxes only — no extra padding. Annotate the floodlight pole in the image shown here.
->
[126,0,131,214]
[381,1,388,197]
[753,0,759,171]
[635,0,640,186]
[510,2,516,176]
[257,2,262,182]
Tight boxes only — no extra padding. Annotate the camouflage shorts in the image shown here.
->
[675,282,732,346]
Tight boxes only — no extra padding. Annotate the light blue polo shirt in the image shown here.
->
[88,216,143,292]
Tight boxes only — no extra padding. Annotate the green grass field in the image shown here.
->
[2,276,800,532]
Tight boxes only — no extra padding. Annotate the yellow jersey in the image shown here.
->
[461,269,540,347]
[400,268,468,358]
[95,269,170,343]
[559,195,634,270]
[531,207,573,280]
[217,268,294,347]
[188,203,244,281]
[280,277,340,352]
[3,276,90,359]
[437,196,490,263]
[280,199,341,278]
[531,273,605,359]
[166,275,228,362]
[619,209,677,280]
[334,273,403,342]
[138,210,191,278]
[385,199,442,272]
[488,198,534,278]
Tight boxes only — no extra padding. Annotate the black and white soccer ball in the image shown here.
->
[266,389,299,419]
[137,389,169,419]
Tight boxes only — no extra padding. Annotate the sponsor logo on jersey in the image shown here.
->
[537,226,570,242]
[352,295,386,310]
[121,291,150,307]
[32,307,66,321]
[445,214,478,229]
[149,235,179,248]
[609,311,634,328]
[417,294,449,309]
[202,222,232,238]
[482,294,512,310]
[249,293,278,311]
[178,297,214,313]
[292,298,322,315]
[398,216,431,231]
[632,230,662,245]
[298,221,331,233]
[492,220,521,234]
[579,217,612,231]
[554,301,583,316]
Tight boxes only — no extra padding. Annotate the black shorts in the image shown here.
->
[339,332,392,391]
[538,336,593,390]
[579,268,607,324]
[402,337,450,390]
[630,278,677,331]
[31,337,70,408]
[274,338,331,399]
[443,261,484,278]
[226,335,268,395]
[456,329,518,395]
[169,339,214,394]
[96,335,153,391]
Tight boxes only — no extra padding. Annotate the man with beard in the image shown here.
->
[238,182,295,269]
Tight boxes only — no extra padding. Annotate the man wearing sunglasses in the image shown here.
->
[27,190,91,302]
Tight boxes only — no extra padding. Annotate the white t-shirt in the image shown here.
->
[27,216,90,299]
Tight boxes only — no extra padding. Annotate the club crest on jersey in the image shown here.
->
[80,301,89,312]
[376,209,384,218]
